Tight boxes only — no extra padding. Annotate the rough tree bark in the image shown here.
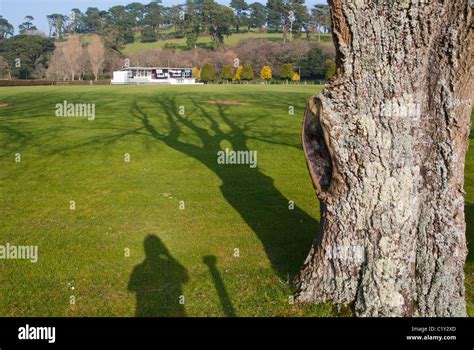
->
[295,0,473,316]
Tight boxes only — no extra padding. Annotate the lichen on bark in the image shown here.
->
[295,0,473,317]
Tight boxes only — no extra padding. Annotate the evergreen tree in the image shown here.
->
[141,27,157,42]
[19,16,37,34]
[248,3,267,30]
[299,46,330,79]
[230,0,248,33]
[241,64,254,80]
[260,65,272,80]
[280,63,295,80]
[200,63,216,83]
[220,65,233,81]
[0,16,14,39]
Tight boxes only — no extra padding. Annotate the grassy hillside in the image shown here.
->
[121,31,334,54]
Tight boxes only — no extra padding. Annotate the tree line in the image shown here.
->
[0,1,331,49]
[0,1,333,81]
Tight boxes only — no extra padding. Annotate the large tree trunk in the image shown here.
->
[295,0,473,317]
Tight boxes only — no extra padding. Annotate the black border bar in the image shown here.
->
[0,317,472,347]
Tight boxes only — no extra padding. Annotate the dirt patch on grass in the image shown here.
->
[207,100,249,106]
[0,103,9,108]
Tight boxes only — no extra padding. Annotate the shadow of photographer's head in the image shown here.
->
[144,234,169,260]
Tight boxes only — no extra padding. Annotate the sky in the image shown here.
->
[0,0,327,35]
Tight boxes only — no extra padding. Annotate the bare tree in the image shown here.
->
[0,56,11,79]
[78,48,91,81]
[87,34,105,81]
[62,35,83,81]
[46,47,69,80]
[296,0,473,317]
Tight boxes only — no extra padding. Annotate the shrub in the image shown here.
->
[0,79,54,86]
[220,65,233,81]
[192,67,201,80]
[280,63,295,80]
[233,66,243,81]
[141,28,158,43]
[291,72,300,82]
[163,42,179,51]
[200,63,216,83]
[260,65,272,80]
[241,64,254,80]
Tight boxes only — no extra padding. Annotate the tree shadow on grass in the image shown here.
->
[7,90,319,282]
[131,95,318,280]
[128,235,189,317]
[466,204,474,263]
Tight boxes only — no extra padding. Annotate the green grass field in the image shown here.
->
[0,84,472,317]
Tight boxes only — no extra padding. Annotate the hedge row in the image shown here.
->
[206,79,326,85]
[0,80,112,87]
[0,79,323,87]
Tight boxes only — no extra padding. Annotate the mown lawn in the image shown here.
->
[0,84,472,317]
[0,84,333,316]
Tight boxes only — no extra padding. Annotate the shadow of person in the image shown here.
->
[128,235,189,317]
